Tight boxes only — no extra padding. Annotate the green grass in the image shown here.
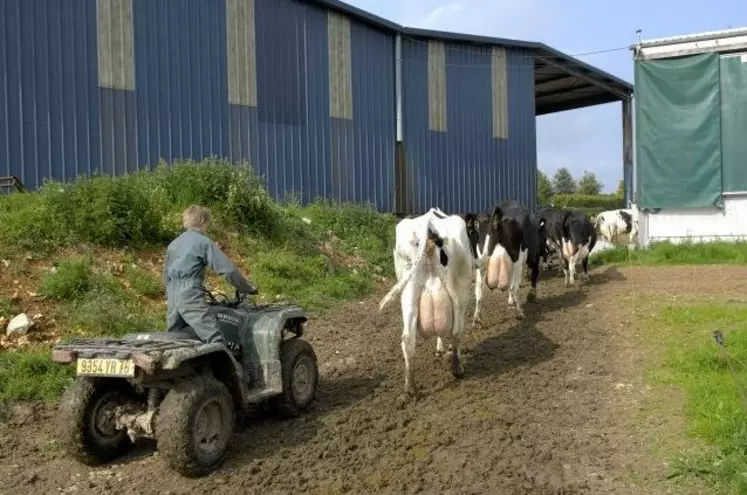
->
[645,300,747,494]
[0,159,397,404]
[591,240,747,268]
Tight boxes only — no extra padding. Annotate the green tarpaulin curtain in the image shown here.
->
[720,55,747,193]
[635,52,722,209]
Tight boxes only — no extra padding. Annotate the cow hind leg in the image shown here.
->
[526,256,539,302]
[581,255,590,281]
[562,256,571,287]
[450,305,465,378]
[472,267,484,327]
[509,254,526,319]
[401,291,419,397]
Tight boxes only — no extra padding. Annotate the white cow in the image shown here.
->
[594,204,638,245]
[379,208,473,396]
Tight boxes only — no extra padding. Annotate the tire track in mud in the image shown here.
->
[1,265,646,495]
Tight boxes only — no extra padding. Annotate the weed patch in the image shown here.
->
[39,258,94,301]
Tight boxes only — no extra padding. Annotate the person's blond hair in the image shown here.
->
[182,205,212,231]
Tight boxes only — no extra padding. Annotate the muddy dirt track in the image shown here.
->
[0,264,716,495]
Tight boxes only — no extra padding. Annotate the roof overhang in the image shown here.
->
[404,28,634,116]
[631,26,747,60]
[311,1,634,116]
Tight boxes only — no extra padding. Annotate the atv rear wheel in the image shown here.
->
[155,374,235,478]
[57,377,135,466]
[272,338,319,418]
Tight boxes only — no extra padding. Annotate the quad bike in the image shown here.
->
[50,290,318,478]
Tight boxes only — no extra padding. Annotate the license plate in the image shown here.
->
[76,358,135,377]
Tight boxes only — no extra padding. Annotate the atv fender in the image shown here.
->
[161,344,250,407]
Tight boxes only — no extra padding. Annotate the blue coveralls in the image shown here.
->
[163,228,257,344]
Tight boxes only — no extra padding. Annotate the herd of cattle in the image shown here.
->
[378,200,639,396]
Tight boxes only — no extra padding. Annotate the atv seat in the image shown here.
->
[122,331,201,342]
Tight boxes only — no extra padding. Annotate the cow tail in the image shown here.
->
[379,216,433,312]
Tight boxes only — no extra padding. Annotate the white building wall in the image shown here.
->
[640,195,747,245]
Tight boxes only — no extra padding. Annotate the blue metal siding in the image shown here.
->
[1,0,534,216]
[344,19,395,207]
[402,39,536,214]
[133,0,229,169]
[234,0,395,209]
[1,0,102,187]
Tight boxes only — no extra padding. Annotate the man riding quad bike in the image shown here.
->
[51,206,320,477]
[164,205,259,345]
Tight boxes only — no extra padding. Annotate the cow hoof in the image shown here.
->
[515,311,524,320]
[527,291,537,303]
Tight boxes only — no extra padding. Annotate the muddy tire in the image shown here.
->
[57,377,135,466]
[271,338,319,418]
[155,374,235,478]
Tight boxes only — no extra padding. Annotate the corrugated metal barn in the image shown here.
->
[0,0,632,214]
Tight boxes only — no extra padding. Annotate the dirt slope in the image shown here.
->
[0,265,691,495]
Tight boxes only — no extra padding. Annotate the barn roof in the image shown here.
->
[313,0,634,115]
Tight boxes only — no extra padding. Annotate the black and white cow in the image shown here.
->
[538,208,597,286]
[536,206,565,269]
[379,207,473,396]
[468,199,542,324]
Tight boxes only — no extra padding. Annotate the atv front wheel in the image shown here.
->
[272,338,319,418]
[57,377,135,466]
[155,374,235,478]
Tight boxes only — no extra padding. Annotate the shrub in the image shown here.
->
[551,193,624,216]
[0,158,285,251]
[144,158,283,236]
[39,258,94,301]
[41,173,165,247]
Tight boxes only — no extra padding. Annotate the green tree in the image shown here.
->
[537,170,554,205]
[552,167,576,195]
[616,179,624,197]
[577,170,603,195]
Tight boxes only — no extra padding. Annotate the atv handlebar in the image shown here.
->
[204,289,259,309]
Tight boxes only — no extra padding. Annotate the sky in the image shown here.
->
[345,0,747,193]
